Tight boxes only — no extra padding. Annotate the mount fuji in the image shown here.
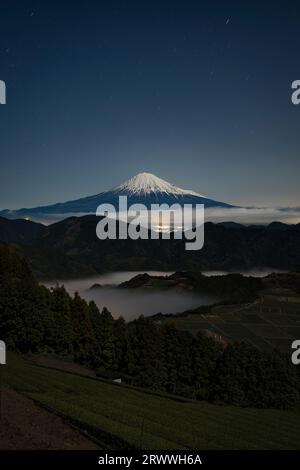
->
[0,172,234,222]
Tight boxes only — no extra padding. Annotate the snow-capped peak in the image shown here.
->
[112,172,205,197]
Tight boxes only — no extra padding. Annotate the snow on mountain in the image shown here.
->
[112,172,206,198]
[0,172,234,222]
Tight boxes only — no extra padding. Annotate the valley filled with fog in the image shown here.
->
[43,269,283,320]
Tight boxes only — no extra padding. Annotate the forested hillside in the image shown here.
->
[0,245,299,408]
[1,217,300,278]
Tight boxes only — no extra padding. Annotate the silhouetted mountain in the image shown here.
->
[119,271,262,303]
[0,217,46,244]
[217,222,245,229]
[1,215,300,279]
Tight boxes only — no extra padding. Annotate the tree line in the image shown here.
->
[0,245,299,409]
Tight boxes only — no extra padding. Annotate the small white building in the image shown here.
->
[0,340,6,365]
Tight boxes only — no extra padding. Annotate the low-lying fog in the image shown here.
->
[43,269,282,321]
[44,271,216,320]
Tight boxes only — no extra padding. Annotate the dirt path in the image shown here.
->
[0,388,98,450]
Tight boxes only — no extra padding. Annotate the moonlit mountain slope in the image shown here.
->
[112,172,205,197]
[0,172,234,222]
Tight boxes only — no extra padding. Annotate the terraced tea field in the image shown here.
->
[160,294,300,353]
[3,353,300,449]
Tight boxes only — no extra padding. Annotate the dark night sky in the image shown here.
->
[0,0,300,209]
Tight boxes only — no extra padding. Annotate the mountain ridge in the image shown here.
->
[0,172,234,222]
[1,215,300,279]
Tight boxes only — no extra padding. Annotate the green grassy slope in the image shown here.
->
[2,353,300,450]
